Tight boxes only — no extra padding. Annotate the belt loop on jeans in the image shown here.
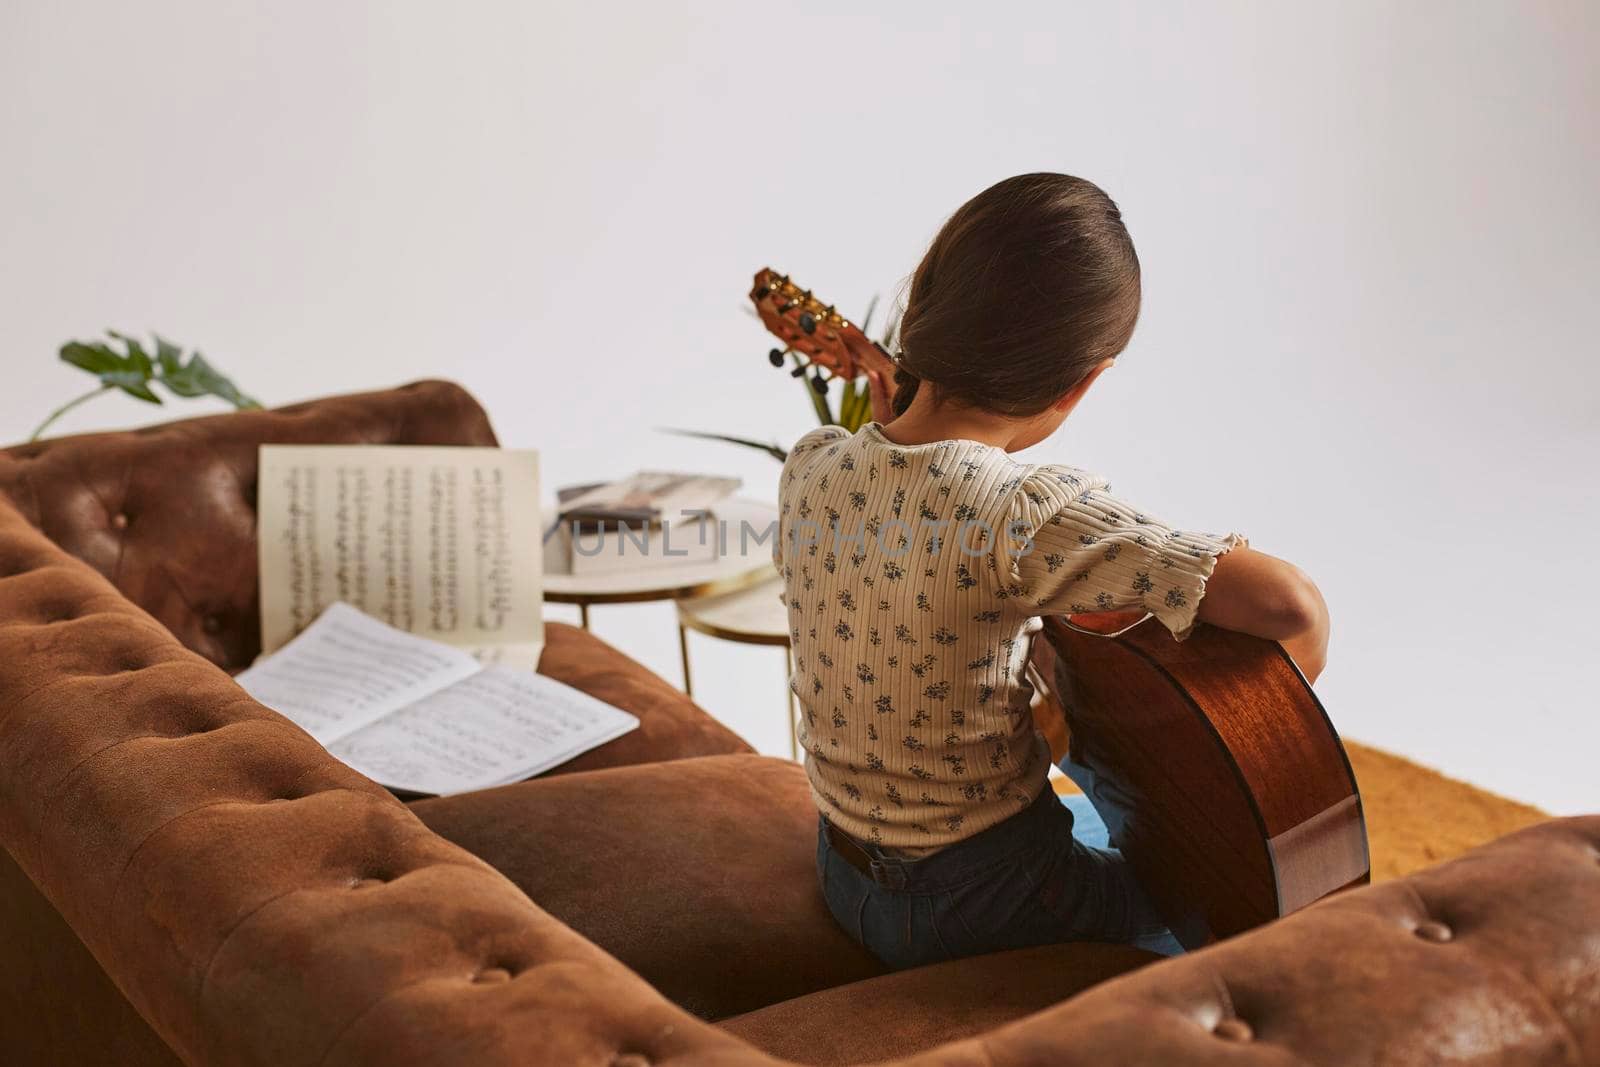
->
[826,821,909,890]
[869,857,908,891]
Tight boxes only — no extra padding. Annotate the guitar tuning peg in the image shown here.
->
[754,285,771,300]
[798,311,817,334]
[768,347,786,367]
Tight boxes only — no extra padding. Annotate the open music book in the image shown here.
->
[255,444,546,670]
[237,602,638,795]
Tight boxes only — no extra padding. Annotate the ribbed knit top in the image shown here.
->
[775,423,1242,850]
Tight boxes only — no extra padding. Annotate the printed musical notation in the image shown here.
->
[256,445,544,669]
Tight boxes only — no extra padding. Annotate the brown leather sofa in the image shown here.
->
[1,380,1595,1066]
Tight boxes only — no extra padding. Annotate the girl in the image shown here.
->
[774,172,1329,968]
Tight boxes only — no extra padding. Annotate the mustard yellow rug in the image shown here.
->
[1053,740,1547,882]
[1340,741,1546,880]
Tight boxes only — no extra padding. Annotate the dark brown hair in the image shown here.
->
[892,173,1141,418]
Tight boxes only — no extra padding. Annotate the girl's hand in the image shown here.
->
[865,368,895,425]
[836,331,899,424]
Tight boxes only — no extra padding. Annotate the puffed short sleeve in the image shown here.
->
[1003,464,1244,639]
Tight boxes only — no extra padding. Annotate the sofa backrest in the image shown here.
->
[0,379,496,672]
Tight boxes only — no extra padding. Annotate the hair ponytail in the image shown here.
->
[890,366,920,418]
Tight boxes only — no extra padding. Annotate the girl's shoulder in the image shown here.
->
[790,425,850,459]
[1023,462,1111,503]
[1002,463,1115,531]
[779,426,851,493]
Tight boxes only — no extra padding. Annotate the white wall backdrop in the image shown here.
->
[3,1,1596,811]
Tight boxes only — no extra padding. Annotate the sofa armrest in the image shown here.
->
[0,490,745,1067]
[908,814,1600,1067]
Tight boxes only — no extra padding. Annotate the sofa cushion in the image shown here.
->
[719,941,1158,1066]
[537,621,752,771]
[410,753,887,1019]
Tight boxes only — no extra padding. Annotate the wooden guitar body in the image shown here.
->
[1031,616,1369,949]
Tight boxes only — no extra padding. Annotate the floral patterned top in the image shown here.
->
[775,423,1243,850]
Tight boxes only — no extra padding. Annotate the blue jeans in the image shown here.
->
[817,754,1181,969]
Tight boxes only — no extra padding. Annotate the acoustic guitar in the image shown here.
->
[749,267,901,412]
[752,266,1370,948]
[1030,614,1369,948]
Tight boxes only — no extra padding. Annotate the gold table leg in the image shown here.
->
[678,624,693,697]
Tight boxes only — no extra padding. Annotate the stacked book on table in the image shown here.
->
[549,471,740,577]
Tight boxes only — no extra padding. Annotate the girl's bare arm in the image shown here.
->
[1197,546,1330,683]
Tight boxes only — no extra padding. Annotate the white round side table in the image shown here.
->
[542,497,780,629]
[543,497,792,751]
[673,575,798,759]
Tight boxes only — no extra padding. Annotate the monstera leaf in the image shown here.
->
[35,331,260,440]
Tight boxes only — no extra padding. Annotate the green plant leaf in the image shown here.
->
[55,331,260,416]
[157,363,207,397]
[860,294,879,339]
[790,352,833,425]
[108,331,154,378]
[192,352,260,408]
[60,335,158,402]
[159,350,261,408]
[881,303,902,348]
[101,370,162,404]
[59,341,126,376]
[658,427,787,461]
[153,334,184,376]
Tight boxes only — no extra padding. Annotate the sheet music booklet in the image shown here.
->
[245,445,637,794]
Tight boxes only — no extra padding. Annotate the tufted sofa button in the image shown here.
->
[1415,920,1453,943]
[473,967,512,984]
[201,615,222,635]
[111,512,130,530]
[350,877,386,890]
[1212,1017,1253,1042]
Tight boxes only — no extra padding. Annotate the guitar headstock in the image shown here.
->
[750,267,895,381]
